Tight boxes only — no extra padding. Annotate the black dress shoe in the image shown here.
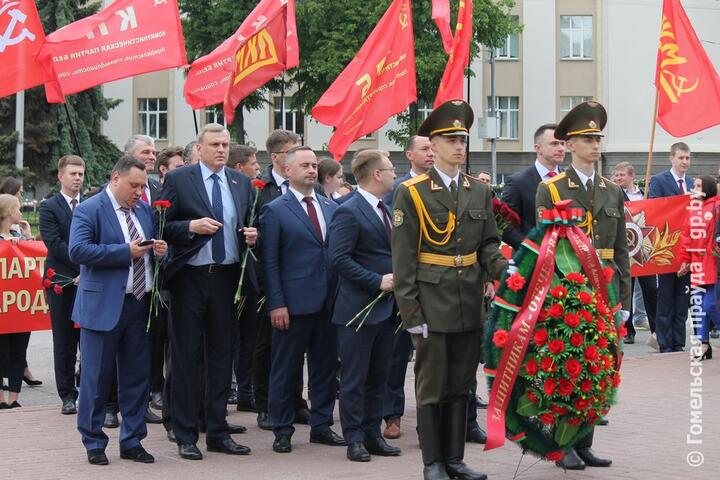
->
[577,447,612,467]
[365,436,401,456]
[624,334,635,344]
[273,436,292,453]
[120,445,155,463]
[227,390,239,405]
[257,412,273,430]
[228,423,248,434]
[8,401,21,408]
[475,396,488,409]
[294,407,311,425]
[178,444,203,460]
[466,424,487,444]
[310,429,347,446]
[0,402,9,409]
[61,399,77,415]
[23,375,42,386]
[150,391,163,410]
[87,449,109,465]
[236,398,258,412]
[424,463,450,480]
[347,442,371,462]
[445,462,487,480]
[207,437,251,455]
[556,448,586,470]
[167,428,176,443]
[145,409,162,424]
[104,412,119,429]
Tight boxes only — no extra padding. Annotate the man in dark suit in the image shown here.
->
[252,130,311,429]
[380,135,434,441]
[329,150,401,462]
[648,142,693,352]
[260,146,344,454]
[70,156,167,465]
[39,155,85,415]
[501,123,565,250]
[160,123,257,460]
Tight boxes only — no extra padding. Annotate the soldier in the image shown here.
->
[392,100,508,480]
[536,101,631,471]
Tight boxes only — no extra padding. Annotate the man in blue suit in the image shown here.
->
[648,142,693,352]
[260,146,344,453]
[70,156,167,465]
[330,150,402,462]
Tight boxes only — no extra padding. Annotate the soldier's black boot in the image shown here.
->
[575,428,612,467]
[443,401,487,480]
[417,405,450,480]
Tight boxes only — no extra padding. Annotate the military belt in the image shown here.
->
[597,248,614,260]
[418,252,477,268]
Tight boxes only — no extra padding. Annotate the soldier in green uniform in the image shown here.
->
[392,100,508,480]
[536,101,631,471]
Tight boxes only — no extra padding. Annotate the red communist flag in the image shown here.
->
[223,2,296,124]
[0,0,47,98]
[434,0,472,107]
[655,0,720,136]
[185,0,298,111]
[37,0,187,103]
[432,0,453,54]
[312,0,416,160]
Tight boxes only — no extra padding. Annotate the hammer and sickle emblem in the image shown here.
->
[0,2,37,54]
[153,0,167,6]
[356,73,371,98]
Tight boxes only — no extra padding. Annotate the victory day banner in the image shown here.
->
[0,241,50,334]
[624,195,689,277]
[0,0,46,98]
[38,0,187,102]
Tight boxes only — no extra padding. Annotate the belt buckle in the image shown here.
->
[454,255,463,267]
[208,264,219,274]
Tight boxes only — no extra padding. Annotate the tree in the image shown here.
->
[292,0,519,148]
[0,0,121,191]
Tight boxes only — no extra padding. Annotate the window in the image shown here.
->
[137,98,167,139]
[205,107,226,126]
[495,16,520,59]
[273,96,304,135]
[417,100,433,121]
[487,96,519,140]
[560,15,592,59]
[560,96,593,114]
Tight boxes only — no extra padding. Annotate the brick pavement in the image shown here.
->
[2,348,718,480]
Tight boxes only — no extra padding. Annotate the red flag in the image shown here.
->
[0,0,47,97]
[655,0,720,136]
[432,0,453,54]
[185,0,299,111]
[37,0,187,103]
[434,0,472,107]
[311,0,416,160]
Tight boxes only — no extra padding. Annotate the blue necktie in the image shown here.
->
[210,173,226,263]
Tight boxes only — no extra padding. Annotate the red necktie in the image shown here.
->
[141,189,149,202]
[303,197,323,241]
[547,171,557,178]
[377,200,392,239]
[678,179,685,194]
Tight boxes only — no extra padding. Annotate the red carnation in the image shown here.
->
[566,272,586,284]
[596,318,606,333]
[548,303,564,319]
[588,363,602,375]
[541,357,556,373]
[539,413,556,425]
[492,329,509,348]
[602,355,612,370]
[567,417,582,426]
[551,285,567,299]
[580,379,593,393]
[577,291,594,305]
[597,336,608,349]
[596,301,609,315]
[544,378,557,396]
[527,390,540,403]
[584,345,599,363]
[53,284,63,295]
[564,358,582,378]
[537,310,548,322]
[574,397,590,411]
[564,313,580,329]
[550,404,568,415]
[534,329,548,346]
[42,278,52,288]
[603,266,614,283]
[548,339,565,354]
[570,332,584,347]
[599,378,607,392]
[546,451,564,462]
[558,378,574,396]
[46,268,56,279]
[578,310,593,323]
[506,272,526,292]
[152,199,172,209]
[252,179,268,190]
[524,358,539,376]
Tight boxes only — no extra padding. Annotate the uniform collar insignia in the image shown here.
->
[462,176,471,189]
[567,177,579,189]
[598,177,607,189]
[430,180,443,191]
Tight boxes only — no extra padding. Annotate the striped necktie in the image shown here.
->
[120,207,146,300]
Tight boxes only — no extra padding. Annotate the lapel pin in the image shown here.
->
[231,179,238,184]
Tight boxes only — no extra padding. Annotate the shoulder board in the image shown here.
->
[600,175,615,184]
[401,173,429,187]
[543,172,566,184]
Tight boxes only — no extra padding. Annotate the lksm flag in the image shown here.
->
[0,0,47,98]
[655,0,720,136]
[185,0,298,114]
[38,0,187,102]
[433,0,473,107]
[311,0,416,160]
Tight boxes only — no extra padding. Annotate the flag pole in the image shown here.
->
[192,110,199,135]
[644,89,659,199]
[63,103,82,157]
[465,71,471,175]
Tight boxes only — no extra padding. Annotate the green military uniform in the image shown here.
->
[391,100,507,480]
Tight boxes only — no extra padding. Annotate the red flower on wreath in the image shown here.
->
[42,278,52,288]
[574,397,590,410]
[564,358,582,378]
[541,356,556,373]
[577,291,594,305]
[550,285,567,299]
[524,358,539,376]
[558,378,574,396]
[596,318,606,333]
[578,309,593,323]
[588,363,602,375]
[152,199,172,209]
[548,303,564,319]
[603,266,614,283]
[251,179,268,190]
[580,379,593,393]
[599,378,607,392]
[506,272,526,292]
[527,390,540,403]
[584,345,599,363]
[596,301,609,315]
[563,313,580,329]
[534,329,548,346]
[46,268,56,278]
[537,309,548,322]
[597,336,608,349]
[539,413,556,425]
[567,417,582,426]
[53,284,63,295]
[548,339,565,354]
[618,323,628,338]
[550,404,568,415]
[566,272,585,284]
[544,378,557,396]
[492,329,509,348]
[546,451,565,461]
[570,332,584,347]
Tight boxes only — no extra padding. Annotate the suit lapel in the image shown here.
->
[100,192,126,243]
[136,204,154,240]
[284,192,322,245]
[317,195,335,243]
[225,168,245,227]
[428,168,456,212]
[357,196,390,246]
[190,163,214,215]
[56,193,73,221]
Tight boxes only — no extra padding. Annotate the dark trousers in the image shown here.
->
[269,311,338,438]
[337,319,394,443]
[234,288,258,402]
[77,295,150,452]
[626,275,658,336]
[656,273,690,352]
[149,302,168,393]
[0,332,31,392]
[170,265,239,445]
[381,329,413,421]
[47,286,80,402]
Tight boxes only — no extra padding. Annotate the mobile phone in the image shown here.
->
[138,240,154,247]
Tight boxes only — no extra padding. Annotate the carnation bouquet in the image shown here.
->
[483,200,625,461]
[492,197,521,235]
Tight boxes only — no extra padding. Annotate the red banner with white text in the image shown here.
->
[0,241,51,334]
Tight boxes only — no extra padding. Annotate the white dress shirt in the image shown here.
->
[534,159,561,181]
[60,191,81,210]
[357,187,388,225]
[272,169,289,195]
[670,169,689,193]
[289,187,327,240]
[624,186,643,201]
[574,168,596,190]
[434,168,460,190]
[105,188,151,294]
